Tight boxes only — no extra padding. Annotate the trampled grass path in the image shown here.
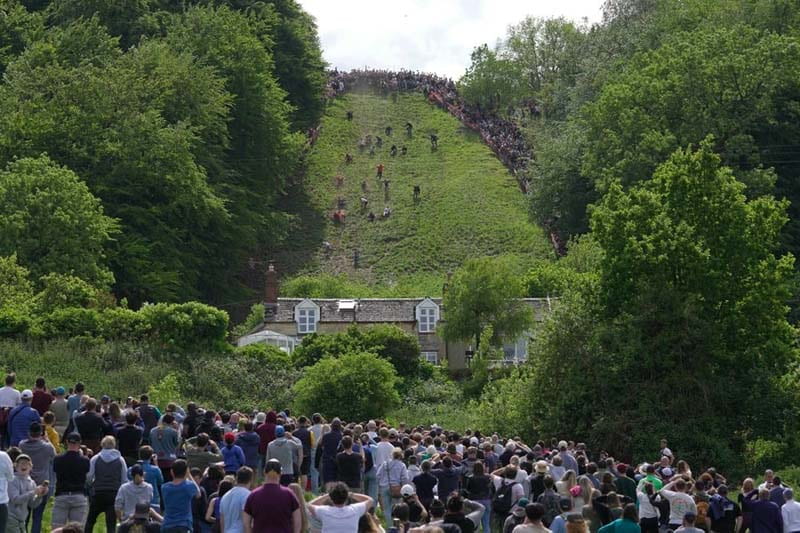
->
[281,91,553,291]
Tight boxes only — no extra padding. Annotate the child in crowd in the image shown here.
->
[7,454,47,533]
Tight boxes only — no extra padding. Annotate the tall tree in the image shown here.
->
[0,156,118,288]
[441,256,533,350]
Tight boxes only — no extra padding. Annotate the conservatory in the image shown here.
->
[236,329,300,353]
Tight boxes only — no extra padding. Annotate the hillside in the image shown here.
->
[276,91,553,292]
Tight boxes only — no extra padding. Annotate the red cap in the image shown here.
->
[224,432,236,443]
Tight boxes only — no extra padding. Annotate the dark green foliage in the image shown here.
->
[0,0,324,306]
[293,351,400,421]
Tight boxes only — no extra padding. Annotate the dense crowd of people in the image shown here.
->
[0,373,793,533]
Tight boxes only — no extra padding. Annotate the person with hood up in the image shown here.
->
[235,421,261,471]
[222,432,246,475]
[256,411,277,468]
[267,425,303,486]
[86,435,128,532]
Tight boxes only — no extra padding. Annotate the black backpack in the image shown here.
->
[492,480,517,515]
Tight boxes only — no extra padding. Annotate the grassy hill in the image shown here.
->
[276,91,553,294]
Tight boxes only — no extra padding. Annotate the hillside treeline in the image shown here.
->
[0,0,326,306]
[458,0,800,471]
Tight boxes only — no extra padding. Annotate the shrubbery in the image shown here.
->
[292,324,421,378]
[293,351,400,421]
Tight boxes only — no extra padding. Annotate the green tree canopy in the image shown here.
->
[0,156,117,287]
[292,351,400,421]
[526,140,797,466]
[441,256,533,349]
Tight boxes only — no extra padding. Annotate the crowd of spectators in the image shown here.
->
[0,373,794,533]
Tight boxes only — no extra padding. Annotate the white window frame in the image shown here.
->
[415,298,439,333]
[421,351,439,364]
[503,334,530,364]
[294,299,320,334]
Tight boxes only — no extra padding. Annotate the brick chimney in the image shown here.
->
[265,262,278,317]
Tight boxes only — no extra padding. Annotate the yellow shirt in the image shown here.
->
[44,425,61,451]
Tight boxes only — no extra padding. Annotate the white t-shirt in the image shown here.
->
[0,451,13,504]
[0,387,20,409]
[662,490,696,524]
[373,441,395,468]
[312,501,368,533]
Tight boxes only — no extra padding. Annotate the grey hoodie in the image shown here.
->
[8,473,42,522]
[88,448,128,488]
[266,437,301,475]
[114,480,154,520]
[19,438,56,485]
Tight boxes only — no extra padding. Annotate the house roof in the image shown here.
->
[266,297,552,324]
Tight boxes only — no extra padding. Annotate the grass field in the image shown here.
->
[276,91,553,293]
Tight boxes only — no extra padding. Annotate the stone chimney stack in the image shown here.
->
[265,262,278,317]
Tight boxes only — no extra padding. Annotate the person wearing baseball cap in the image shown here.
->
[243,459,300,532]
[7,390,40,447]
[20,421,55,533]
[117,502,160,533]
[51,433,90,529]
[267,425,303,486]
[50,387,69,436]
[221,432,245,475]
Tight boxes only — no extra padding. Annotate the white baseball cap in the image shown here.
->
[401,484,416,496]
[20,389,32,400]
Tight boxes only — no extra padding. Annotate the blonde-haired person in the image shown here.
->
[557,470,578,511]
[574,475,596,511]
[289,482,312,532]
[739,478,756,533]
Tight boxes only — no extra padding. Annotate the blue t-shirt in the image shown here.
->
[161,479,198,530]
[220,486,250,533]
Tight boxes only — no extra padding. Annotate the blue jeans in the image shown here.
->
[30,493,48,533]
[309,450,319,493]
[364,469,378,503]
[379,487,400,529]
[476,498,491,532]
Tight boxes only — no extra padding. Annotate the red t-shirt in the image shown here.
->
[244,484,299,532]
[31,390,52,416]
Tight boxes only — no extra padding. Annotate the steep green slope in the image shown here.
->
[283,91,553,291]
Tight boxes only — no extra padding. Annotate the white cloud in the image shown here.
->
[299,0,604,79]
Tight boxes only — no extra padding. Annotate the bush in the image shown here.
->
[36,273,100,313]
[0,308,30,337]
[39,307,100,338]
[292,325,421,378]
[139,302,228,351]
[362,324,420,378]
[97,307,149,340]
[183,345,301,412]
[293,351,400,421]
[147,373,183,411]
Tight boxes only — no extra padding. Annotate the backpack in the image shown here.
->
[540,491,562,526]
[493,480,517,515]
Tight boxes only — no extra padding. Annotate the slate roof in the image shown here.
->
[266,297,551,324]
